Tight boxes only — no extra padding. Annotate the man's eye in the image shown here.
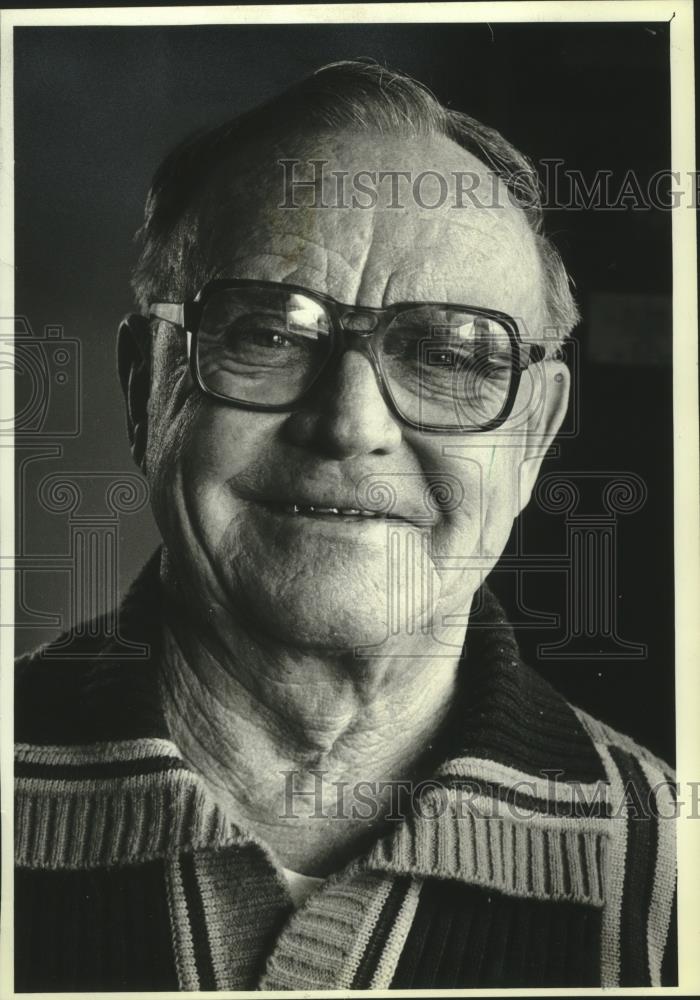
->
[422,347,511,376]
[427,349,457,367]
[226,327,292,350]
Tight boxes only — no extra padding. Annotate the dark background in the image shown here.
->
[13,22,675,762]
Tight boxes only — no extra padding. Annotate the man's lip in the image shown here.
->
[253,499,429,526]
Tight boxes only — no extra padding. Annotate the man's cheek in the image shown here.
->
[191,479,244,555]
[146,395,206,528]
[433,450,506,550]
[478,444,526,558]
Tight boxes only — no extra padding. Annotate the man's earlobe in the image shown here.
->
[117,314,151,469]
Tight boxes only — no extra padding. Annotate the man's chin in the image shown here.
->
[247,607,392,654]
[229,574,392,651]
[192,518,444,652]
[222,560,438,654]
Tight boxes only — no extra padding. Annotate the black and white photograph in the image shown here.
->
[2,3,698,994]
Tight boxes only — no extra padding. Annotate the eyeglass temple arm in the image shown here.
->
[149,303,185,327]
[519,343,546,369]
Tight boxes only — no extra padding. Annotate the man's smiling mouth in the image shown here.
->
[256,500,419,523]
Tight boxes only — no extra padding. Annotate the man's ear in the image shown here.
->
[117,314,151,470]
[518,358,570,509]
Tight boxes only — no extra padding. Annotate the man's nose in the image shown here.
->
[283,349,403,458]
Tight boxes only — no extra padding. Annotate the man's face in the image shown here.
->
[141,131,568,652]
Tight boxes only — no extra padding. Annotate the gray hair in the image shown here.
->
[132,60,580,350]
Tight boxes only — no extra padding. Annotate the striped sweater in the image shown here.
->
[15,554,677,990]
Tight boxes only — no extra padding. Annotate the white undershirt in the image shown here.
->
[281,866,325,908]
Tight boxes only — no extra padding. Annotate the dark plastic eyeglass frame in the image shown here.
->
[149,278,545,434]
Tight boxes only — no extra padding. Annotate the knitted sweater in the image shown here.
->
[15,553,677,991]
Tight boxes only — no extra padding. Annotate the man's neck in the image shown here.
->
[158,589,470,876]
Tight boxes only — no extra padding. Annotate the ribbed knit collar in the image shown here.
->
[16,550,611,904]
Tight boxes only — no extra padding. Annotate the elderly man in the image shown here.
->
[15,62,676,990]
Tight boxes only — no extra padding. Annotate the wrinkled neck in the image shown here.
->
[157,590,468,870]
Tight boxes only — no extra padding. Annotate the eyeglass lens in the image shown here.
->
[196,286,516,428]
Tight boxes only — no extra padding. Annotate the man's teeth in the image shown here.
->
[283,504,383,517]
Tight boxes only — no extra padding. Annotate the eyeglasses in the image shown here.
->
[149,279,544,434]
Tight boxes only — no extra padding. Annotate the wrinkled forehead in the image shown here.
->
[194,130,545,330]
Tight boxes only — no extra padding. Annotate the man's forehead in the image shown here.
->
[197,129,543,322]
